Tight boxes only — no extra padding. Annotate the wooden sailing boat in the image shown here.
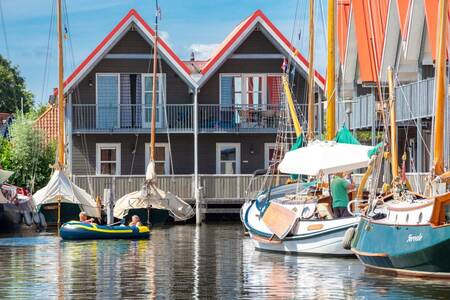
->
[241,0,372,255]
[33,0,100,226]
[113,1,194,225]
[351,0,450,277]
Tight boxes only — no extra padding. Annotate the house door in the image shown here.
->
[96,74,119,129]
[216,143,241,174]
[142,74,165,128]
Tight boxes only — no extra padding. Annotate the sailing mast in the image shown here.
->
[325,0,335,140]
[56,0,64,229]
[387,66,398,179]
[433,0,448,176]
[306,0,315,141]
[57,0,64,169]
[150,0,159,167]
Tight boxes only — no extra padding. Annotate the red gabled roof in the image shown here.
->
[424,0,450,60]
[338,0,351,65]
[200,10,326,88]
[34,105,58,144]
[352,0,389,83]
[63,9,192,93]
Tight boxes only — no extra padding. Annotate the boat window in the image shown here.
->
[395,214,398,223]
[418,212,423,224]
[406,214,409,223]
[301,206,311,219]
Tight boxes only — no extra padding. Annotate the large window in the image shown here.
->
[142,74,165,128]
[264,143,278,169]
[96,74,119,129]
[96,143,121,175]
[216,143,241,174]
[220,74,282,107]
[145,143,170,175]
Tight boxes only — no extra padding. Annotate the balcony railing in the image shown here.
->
[72,103,298,133]
[337,78,437,130]
[198,104,286,132]
[72,104,194,133]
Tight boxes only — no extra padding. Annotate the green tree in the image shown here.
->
[0,55,34,113]
[0,113,55,192]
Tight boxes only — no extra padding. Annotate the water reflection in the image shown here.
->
[0,223,448,299]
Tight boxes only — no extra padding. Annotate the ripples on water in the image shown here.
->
[0,223,448,299]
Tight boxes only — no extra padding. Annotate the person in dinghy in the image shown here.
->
[79,211,95,224]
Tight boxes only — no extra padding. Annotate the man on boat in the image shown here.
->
[129,215,142,227]
[79,211,95,224]
[330,172,354,218]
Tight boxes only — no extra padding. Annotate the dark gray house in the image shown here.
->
[64,9,325,177]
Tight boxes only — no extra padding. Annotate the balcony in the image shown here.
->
[71,103,290,134]
[72,104,194,133]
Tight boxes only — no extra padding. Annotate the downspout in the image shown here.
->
[194,87,201,225]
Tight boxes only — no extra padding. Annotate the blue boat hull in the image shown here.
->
[352,218,450,276]
[60,221,150,240]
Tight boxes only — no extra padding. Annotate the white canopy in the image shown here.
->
[278,140,373,176]
[33,170,100,218]
[0,169,13,184]
[114,162,194,221]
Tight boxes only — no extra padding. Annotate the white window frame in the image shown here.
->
[144,143,170,175]
[216,143,241,174]
[264,143,278,169]
[95,73,120,128]
[96,143,121,175]
[219,73,284,107]
[141,73,166,128]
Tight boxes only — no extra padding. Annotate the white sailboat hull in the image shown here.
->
[242,200,359,256]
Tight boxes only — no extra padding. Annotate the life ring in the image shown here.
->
[342,227,356,250]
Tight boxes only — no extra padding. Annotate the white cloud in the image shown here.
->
[187,43,220,60]
[159,31,170,45]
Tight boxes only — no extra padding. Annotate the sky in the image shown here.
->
[0,0,328,106]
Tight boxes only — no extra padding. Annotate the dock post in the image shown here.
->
[104,188,113,225]
[193,87,202,225]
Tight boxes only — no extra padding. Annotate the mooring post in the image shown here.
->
[104,188,113,225]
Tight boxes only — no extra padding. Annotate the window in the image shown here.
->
[142,74,165,128]
[96,74,120,129]
[145,143,170,175]
[220,74,282,107]
[264,143,278,169]
[216,143,241,174]
[96,143,121,175]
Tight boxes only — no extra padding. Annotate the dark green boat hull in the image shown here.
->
[125,208,171,226]
[37,203,82,226]
[352,217,450,275]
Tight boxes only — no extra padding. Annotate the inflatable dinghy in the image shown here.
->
[60,221,150,240]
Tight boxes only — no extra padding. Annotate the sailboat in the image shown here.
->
[113,1,194,225]
[350,0,450,277]
[33,0,100,226]
[241,0,373,255]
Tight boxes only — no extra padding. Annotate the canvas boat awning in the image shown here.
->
[278,140,373,176]
[33,170,100,218]
[0,169,13,184]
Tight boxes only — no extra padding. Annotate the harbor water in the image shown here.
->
[0,223,448,299]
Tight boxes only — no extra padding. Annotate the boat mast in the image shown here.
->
[387,66,398,179]
[325,0,335,140]
[150,0,159,163]
[433,0,448,176]
[307,0,315,142]
[57,0,65,168]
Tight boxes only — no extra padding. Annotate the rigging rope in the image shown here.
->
[0,0,10,59]
[40,0,56,106]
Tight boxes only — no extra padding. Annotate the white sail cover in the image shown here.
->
[278,140,373,176]
[0,169,13,184]
[114,162,195,221]
[33,170,100,218]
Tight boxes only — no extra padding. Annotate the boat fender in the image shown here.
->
[38,212,47,227]
[23,211,33,226]
[342,227,355,250]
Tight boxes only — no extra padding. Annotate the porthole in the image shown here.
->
[418,212,423,224]
[406,214,409,223]
[395,214,398,223]
[301,207,311,219]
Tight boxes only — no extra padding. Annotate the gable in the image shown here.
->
[63,9,196,94]
[234,30,279,54]
[109,30,151,54]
